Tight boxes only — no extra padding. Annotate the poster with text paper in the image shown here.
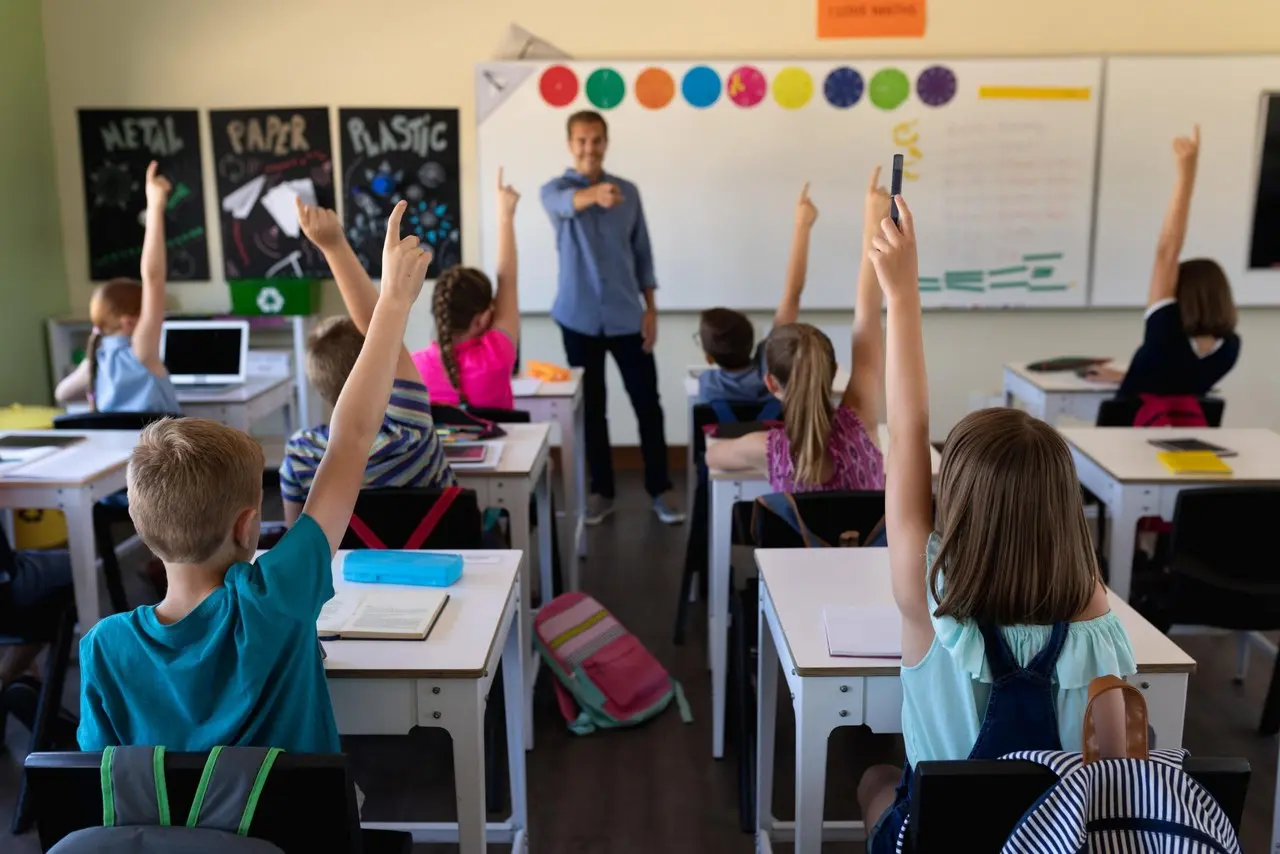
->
[77,109,210,281]
[338,107,461,278]
[210,107,334,279]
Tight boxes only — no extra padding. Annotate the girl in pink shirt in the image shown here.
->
[413,171,521,409]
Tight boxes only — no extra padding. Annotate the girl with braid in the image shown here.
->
[413,169,521,409]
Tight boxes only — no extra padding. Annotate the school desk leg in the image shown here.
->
[792,684,831,854]
[1129,672,1186,749]
[568,400,588,561]
[63,497,102,627]
[709,478,736,758]
[495,481,535,751]
[536,468,554,603]
[450,683,487,854]
[1271,735,1280,854]
[502,604,529,837]
[757,590,780,842]
[1104,487,1146,600]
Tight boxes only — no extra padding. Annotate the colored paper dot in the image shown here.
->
[916,66,957,107]
[539,65,578,108]
[869,68,910,110]
[824,66,864,108]
[773,67,814,110]
[682,65,721,109]
[635,67,675,109]
[726,65,767,108]
[585,68,625,110]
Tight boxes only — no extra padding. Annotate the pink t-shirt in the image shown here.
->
[766,405,885,493]
[412,328,517,410]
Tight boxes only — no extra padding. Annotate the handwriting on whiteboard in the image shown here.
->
[893,119,922,181]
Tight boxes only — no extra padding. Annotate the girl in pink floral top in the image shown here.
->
[706,169,889,492]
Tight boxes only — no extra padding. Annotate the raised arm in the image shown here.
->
[303,201,433,553]
[492,168,522,343]
[775,183,816,328]
[867,195,934,664]
[843,167,889,425]
[1147,125,1199,307]
[132,161,170,371]
[296,199,419,383]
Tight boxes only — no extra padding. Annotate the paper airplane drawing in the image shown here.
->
[221,175,265,220]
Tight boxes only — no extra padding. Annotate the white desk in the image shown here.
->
[1002,361,1120,424]
[324,550,527,853]
[703,424,940,759]
[514,369,585,575]
[684,365,850,519]
[0,430,137,627]
[178,372,297,433]
[1062,427,1280,599]
[454,423,553,749]
[754,548,1195,854]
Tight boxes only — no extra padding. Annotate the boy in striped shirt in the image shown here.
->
[280,200,455,525]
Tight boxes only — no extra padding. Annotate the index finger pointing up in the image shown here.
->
[385,200,407,249]
[800,181,810,199]
[498,167,505,189]
[868,165,881,191]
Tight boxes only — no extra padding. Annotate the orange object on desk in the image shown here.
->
[525,361,571,382]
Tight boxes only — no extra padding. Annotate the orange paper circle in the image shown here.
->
[635,67,676,109]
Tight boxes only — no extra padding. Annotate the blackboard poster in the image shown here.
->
[209,107,334,279]
[77,109,210,281]
[1251,94,1280,269]
[338,107,461,278]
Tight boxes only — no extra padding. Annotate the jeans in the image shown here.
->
[5,549,74,609]
[559,326,671,500]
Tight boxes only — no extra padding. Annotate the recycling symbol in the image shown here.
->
[256,286,285,314]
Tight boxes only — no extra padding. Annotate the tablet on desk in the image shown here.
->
[0,435,83,450]
[444,444,488,463]
[1147,438,1237,458]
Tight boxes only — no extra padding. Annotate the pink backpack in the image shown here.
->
[533,592,692,734]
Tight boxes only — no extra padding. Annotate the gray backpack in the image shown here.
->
[50,745,286,853]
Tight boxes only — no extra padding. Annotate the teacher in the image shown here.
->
[540,110,684,527]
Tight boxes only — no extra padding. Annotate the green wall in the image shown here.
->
[0,0,66,404]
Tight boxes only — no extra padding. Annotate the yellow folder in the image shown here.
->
[1156,450,1232,475]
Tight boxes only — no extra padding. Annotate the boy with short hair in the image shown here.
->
[77,204,436,752]
[279,199,454,526]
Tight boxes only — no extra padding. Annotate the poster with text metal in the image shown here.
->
[210,107,334,279]
[77,109,210,281]
[338,107,460,278]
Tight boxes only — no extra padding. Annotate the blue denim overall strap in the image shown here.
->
[967,621,1069,760]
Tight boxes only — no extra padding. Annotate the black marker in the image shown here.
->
[890,154,904,227]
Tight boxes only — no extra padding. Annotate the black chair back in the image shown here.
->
[53,412,179,431]
[24,751,364,853]
[691,402,776,471]
[739,490,887,549]
[1095,397,1224,427]
[1168,487,1280,593]
[908,758,1250,852]
[431,403,530,425]
[340,487,482,550]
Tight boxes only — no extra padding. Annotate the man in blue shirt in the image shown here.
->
[541,111,684,526]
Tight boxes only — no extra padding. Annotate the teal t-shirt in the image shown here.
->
[77,514,339,754]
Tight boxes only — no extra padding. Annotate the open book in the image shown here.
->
[316,589,449,640]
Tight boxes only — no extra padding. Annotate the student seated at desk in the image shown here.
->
[278,200,456,527]
[54,161,179,414]
[705,170,887,493]
[859,194,1135,854]
[412,170,522,409]
[1086,126,1240,396]
[76,208,435,753]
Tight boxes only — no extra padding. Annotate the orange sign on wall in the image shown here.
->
[818,0,926,39]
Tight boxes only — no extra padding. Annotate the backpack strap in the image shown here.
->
[1026,621,1069,678]
[101,745,171,828]
[709,400,737,424]
[1082,676,1150,764]
[753,492,830,547]
[346,515,388,549]
[186,746,284,836]
[404,486,461,549]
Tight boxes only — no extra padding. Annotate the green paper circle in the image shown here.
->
[869,68,910,110]
[586,68,626,110]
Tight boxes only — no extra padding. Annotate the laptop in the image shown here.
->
[161,319,250,391]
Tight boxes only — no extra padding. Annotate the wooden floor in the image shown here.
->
[1,471,1276,852]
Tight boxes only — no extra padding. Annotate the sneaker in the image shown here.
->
[652,495,687,525]
[584,495,615,526]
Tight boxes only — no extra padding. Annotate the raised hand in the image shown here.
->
[295,198,345,251]
[1173,124,1200,173]
[868,195,919,299]
[380,200,432,304]
[864,166,891,237]
[144,160,172,208]
[796,182,818,228]
[497,167,521,218]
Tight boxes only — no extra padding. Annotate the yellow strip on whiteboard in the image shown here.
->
[978,86,1092,101]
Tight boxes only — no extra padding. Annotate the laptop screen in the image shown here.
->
[162,322,247,382]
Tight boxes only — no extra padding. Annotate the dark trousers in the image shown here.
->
[560,326,671,500]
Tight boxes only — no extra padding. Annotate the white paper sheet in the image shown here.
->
[221,175,266,220]
[260,179,316,238]
[822,605,902,658]
[509,378,542,397]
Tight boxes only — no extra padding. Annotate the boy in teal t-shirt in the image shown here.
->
[78,201,437,754]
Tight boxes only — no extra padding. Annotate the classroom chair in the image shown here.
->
[1094,395,1225,428]
[727,490,888,833]
[672,402,781,646]
[340,486,483,551]
[906,757,1250,852]
[23,750,412,853]
[52,410,180,613]
[1129,486,1280,735]
[0,528,77,834]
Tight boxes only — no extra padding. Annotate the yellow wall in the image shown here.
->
[39,0,1280,441]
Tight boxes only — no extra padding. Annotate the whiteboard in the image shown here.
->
[1094,56,1280,307]
[476,59,1101,312]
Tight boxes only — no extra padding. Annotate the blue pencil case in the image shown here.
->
[342,551,464,587]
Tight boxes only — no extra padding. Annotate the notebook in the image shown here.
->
[316,589,449,640]
[444,443,488,463]
[1148,438,1237,458]
[1156,450,1233,475]
[822,605,902,658]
